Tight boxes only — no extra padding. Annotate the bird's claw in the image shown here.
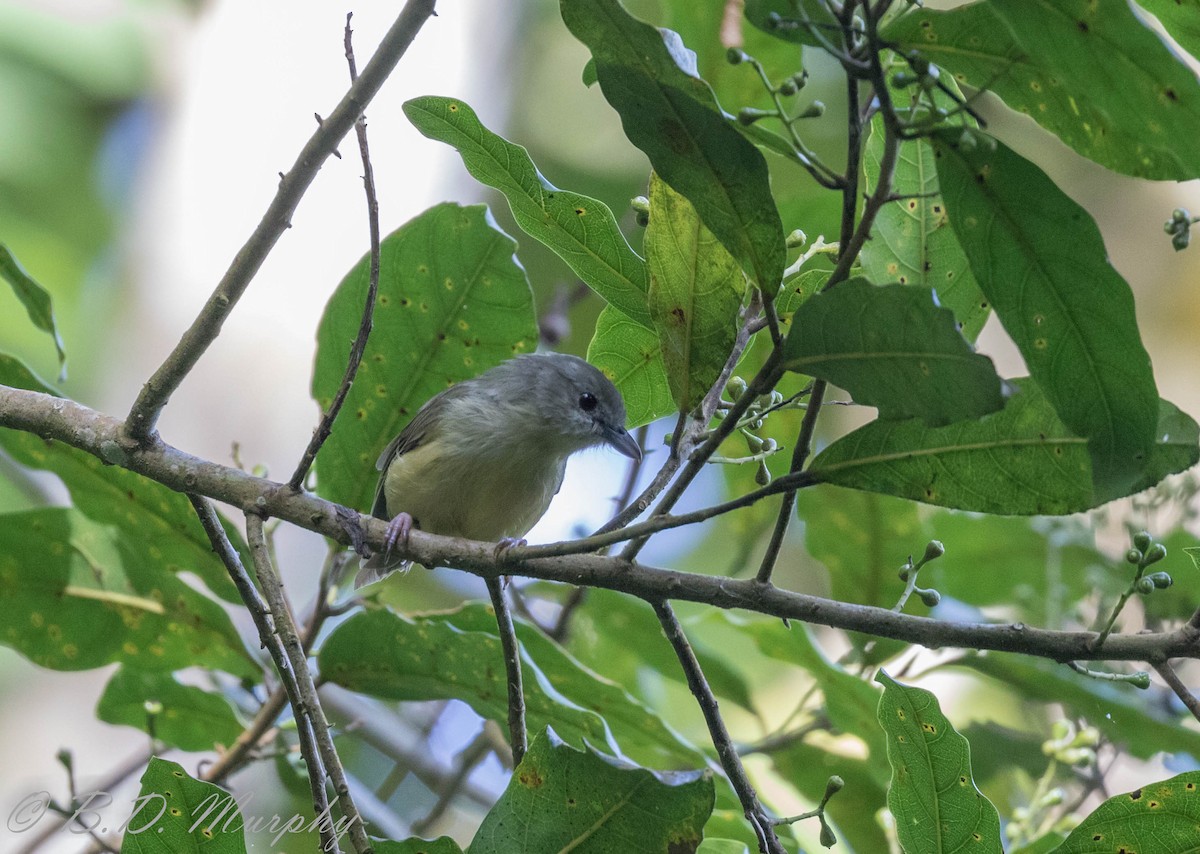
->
[383,512,414,560]
[493,537,527,561]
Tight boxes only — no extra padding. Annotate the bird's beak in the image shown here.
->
[603,424,642,460]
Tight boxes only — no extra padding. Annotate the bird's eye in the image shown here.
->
[579,392,598,412]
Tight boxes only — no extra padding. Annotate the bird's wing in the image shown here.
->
[370,384,465,520]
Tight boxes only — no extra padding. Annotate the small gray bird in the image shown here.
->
[357,352,641,587]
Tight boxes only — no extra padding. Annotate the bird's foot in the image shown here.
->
[493,537,527,561]
[382,512,414,561]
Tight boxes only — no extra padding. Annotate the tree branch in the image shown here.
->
[3,384,1199,664]
[485,576,528,764]
[1152,660,1200,724]
[123,0,437,443]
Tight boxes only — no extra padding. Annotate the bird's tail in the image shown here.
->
[355,552,413,589]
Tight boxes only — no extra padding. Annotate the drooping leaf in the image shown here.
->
[403,97,652,327]
[1053,770,1200,853]
[0,243,66,379]
[782,279,1005,426]
[318,607,706,769]
[885,0,1200,180]
[97,667,243,753]
[0,354,244,603]
[861,89,989,341]
[956,655,1200,761]
[467,729,713,854]
[934,129,1159,499]
[587,304,676,427]
[809,380,1197,515]
[561,0,786,293]
[646,173,744,412]
[875,671,1003,854]
[312,203,537,514]
[0,508,256,677]
[119,758,246,853]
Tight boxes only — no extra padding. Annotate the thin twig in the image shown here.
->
[189,497,340,853]
[652,600,785,854]
[485,576,528,764]
[288,14,385,490]
[411,727,495,836]
[245,512,372,854]
[203,686,289,785]
[123,0,437,443]
[1152,660,1200,724]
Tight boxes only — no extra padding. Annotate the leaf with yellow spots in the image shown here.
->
[467,728,713,854]
[1053,770,1200,854]
[0,354,246,603]
[312,203,537,513]
[645,173,744,413]
[933,129,1164,500]
[781,278,1005,426]
[120,757,246,853]
[809,379,1198,515]
[875,671,1003,854]
[0,509,256,677]
[884,0,1200,180]
[403,96,652,328]
[97,667,243,752]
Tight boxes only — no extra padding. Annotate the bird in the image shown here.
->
[356,352,641,587]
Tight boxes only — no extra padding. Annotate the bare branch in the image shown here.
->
[123,0,437,443]
[485,577,528,764]
[1152,660,1200,724]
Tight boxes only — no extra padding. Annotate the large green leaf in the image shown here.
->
[956,655,1200,761]
[587,304,676,427]
[645,173,743,413]
[318,607,706,769]
[0,508,255,677]
[120,758,245,853]
[934,129,1158,499]
[467,729,713,854]
[875,672,1003,854]
[374,840,464,854]
[0,354,243,602]
[312,203,537,513]
[0,242,66,378]
[860,92,989,342]
[560,0,785,293]
[1053,770,1200,853]
[97,667,243,752]
[782,279,1004,426]
[885,0,1200,180]
[810,380,1197,515]
[403,96,652,327]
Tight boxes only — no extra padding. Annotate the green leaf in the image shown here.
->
[1137,0,1200,61]
[0,353,243,602]
[0,508,256,677]
[860,93,989,342]
[810,379,1197,515]
[373,839,464,854]
[782,279,1005,426]
[875,671,1003,854]
[1053,770,1200,853]
[885,1,1200,180]
[120,758,246,853]
[933,129,1159,499]
[560,0,786,292]
[97,667,243,752]
[955,655,1200,761]
[587,304,676,427]
[743,0,839,48]
[318,607,706,769]
[775,268,826,318]
[467,728,713,854]
[646,173,744,412]
[0,243,66,379]
[403,97,651,327]
[1010,833,1066,854]
[312,203,537,513]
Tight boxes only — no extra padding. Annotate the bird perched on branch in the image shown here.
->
[357,352,641,587]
